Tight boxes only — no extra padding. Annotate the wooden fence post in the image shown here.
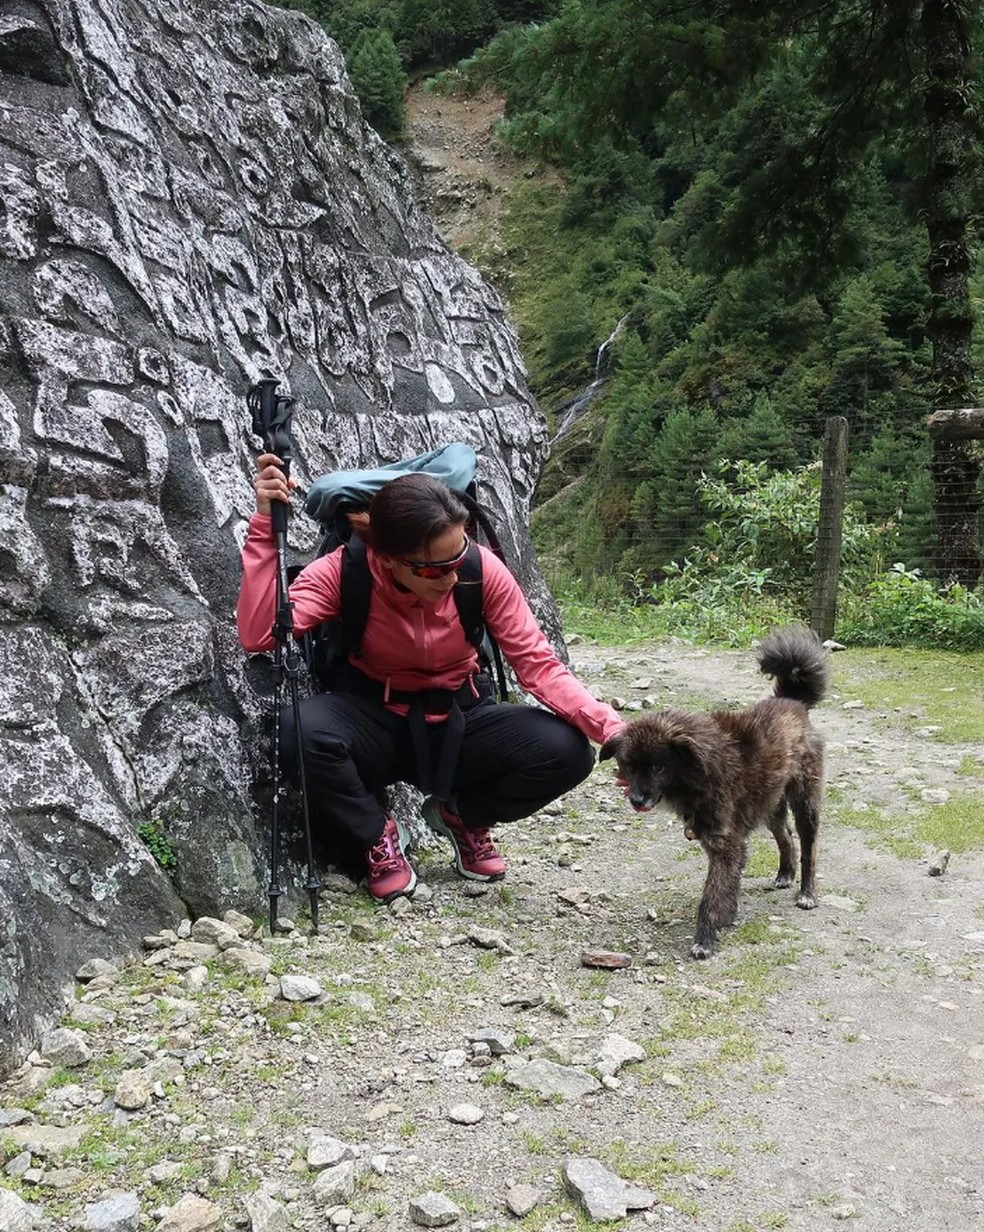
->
[811,416,849,642]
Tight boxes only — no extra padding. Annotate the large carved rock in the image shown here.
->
[0,0,549,1069]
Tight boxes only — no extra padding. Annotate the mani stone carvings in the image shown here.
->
[0,0,547,1069]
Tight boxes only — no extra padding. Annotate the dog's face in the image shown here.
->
[600,719,709,813]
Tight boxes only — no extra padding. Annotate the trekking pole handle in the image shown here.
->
[248,378,296,537]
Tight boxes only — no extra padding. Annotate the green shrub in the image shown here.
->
[552,458,982,651]
[649,458,888,609]
[838,564,984,650]
[137,821,177,872]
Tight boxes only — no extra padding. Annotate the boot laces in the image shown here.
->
[368,825,403,873]
[460,826,497,861]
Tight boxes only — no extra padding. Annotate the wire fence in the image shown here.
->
[534,406,984,625]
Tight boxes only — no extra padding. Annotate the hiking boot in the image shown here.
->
[421,798,506,881]
[365,817,416,902]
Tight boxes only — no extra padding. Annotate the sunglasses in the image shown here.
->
[398,535,470,578]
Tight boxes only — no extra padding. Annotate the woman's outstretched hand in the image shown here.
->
[254,452,295,516]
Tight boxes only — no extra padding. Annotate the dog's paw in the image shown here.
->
[690,940,714,960]
[773,872,794,889]
[795,891,818,910]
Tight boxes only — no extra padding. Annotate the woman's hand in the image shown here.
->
[254,453,295,516]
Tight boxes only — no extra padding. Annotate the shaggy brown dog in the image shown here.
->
[600,626,829,959]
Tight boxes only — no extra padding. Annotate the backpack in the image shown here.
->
[297,444,509,700]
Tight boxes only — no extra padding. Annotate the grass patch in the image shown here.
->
[912,795,984,853]
[831,795,984,856]
[559,595,686,647]
[684,1097,718,1120]
[830,648,984,742]
[829,803,924,859]
[744,834,781,879]
[508,1202,585,1232]
[643,927,799,1076]
[728,916,798,949]
[601,1139,697,1202]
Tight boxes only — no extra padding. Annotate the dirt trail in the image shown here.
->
[3,640,983,1232]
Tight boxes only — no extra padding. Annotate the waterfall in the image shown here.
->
[595,313,629,378]
[551,314,630,444]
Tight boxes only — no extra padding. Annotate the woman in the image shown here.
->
[237,453,625,902]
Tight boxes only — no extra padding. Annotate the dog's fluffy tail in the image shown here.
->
[758,625,829,708]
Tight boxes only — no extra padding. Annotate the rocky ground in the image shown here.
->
[3,637,983,1232]
[402,83,554,261]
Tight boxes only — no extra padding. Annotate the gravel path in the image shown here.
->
[2,639,983,1232]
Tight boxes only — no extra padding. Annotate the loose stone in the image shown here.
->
[563,1156,655,1221]
[447,1103,484,1125]
[155,1193,223,1232]
[505,1183,541,1217]
[76,959,121,983]
[113,1070,153,1111]
[280,974,322,1002]
[929,850,951,875]
[222,948,273,978]
[307,1135,354,1170]
[503,1058,600,1101]
[40,1028,92,1068]
[190,917,242,948]
[0,1189,40,1232]
[468,1028,515,1055]
[243,1190,289,1232]
[409,1191,461,1227]
[596,1034,646,1077]
[223,909,256,938]
[580,950,632,970]
[311,1161,358,1206]
[82,1191,141,1232]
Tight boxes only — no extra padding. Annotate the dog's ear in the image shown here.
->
[667,730,716,785]
[599,731,624,762]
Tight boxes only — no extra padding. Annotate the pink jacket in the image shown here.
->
[237,513,624,746]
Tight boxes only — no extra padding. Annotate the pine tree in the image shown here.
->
[848,426,919,528]
[895,466,937,574]
[647,404,721,567]
[348,29,407,139]
[398,0,497,67]
[821,275,906,429]
[717,393,799,470]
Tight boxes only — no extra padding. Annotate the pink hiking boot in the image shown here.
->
[421,798,506,881]
[365,817,416,902]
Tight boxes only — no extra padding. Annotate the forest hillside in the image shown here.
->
[279,0,984,642]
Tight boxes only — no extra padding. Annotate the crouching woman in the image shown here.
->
[237,454,624,902]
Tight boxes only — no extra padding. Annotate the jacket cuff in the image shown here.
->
[248,512,275,539]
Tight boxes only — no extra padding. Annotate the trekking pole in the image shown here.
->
[247,377,320,934]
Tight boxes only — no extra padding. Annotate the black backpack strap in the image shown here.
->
[453,540,509,702]
[458,486,508,566]
[451,540,485,648]
[339,534,372,659]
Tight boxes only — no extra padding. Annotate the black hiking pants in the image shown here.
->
[279,687,595,861]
